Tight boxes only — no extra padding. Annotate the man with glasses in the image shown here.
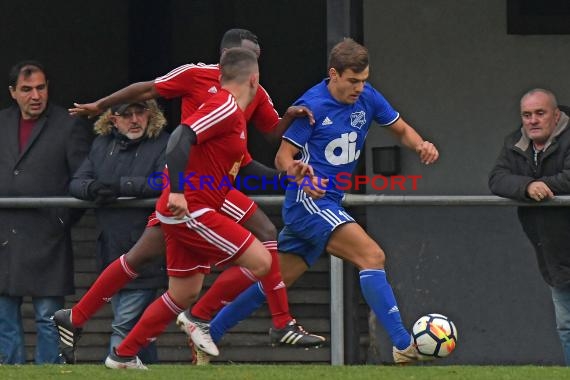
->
[69,100,169,363]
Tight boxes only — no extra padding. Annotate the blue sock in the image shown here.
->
[359,269,411,350]
[210,283,266,344]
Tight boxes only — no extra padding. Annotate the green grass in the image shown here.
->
[1,365,569,380]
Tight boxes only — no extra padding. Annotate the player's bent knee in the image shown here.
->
[356,247,386,269]
[250,260,271,279]
[248,253,272,279]
[259,262,282,288]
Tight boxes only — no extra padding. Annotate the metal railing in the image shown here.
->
[2,194,570,208]
[3,194,570,365]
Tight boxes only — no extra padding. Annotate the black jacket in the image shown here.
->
[489,110,570,287]
[0,104,92,296]
[70,129,169,289]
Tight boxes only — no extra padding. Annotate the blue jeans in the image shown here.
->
[0,295,64,364]
[110,288,158,363]
[551,285,570,366]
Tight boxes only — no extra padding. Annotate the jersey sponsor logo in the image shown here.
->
[228,155,243,179]
[208,86,218,94]
[350,110,366,129]
[322,116,333,126]
[324,132,361,165]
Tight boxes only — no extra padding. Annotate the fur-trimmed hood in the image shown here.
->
[93,99,167,139]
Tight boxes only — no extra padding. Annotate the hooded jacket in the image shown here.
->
[69,113,169,289]
[489,108,570,287]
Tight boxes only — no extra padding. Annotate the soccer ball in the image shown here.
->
[411,313,458,358]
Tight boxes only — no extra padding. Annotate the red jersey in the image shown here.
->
[156,89,249,216]
[154,63,279,133]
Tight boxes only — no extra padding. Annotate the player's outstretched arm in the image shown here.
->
[69,81,159,118]
[388,118,439,165]
[265,105,315,142]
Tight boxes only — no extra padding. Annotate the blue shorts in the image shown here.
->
[278,199,355,267]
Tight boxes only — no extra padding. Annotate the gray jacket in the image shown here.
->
[69,128,169,289]
[489,110,570,287]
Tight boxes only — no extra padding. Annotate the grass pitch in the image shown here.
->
[0,365,569,380]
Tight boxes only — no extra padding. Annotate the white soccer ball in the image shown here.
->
[411,313,458,358]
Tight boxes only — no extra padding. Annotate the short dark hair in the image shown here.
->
[220,47,258,84]
[328,38,369,75]
[220,28,259,53]
[9,60,47,88]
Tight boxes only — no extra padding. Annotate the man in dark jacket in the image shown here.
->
[489,88,570,365]
[0,60,92,364]
[69,100,168,363]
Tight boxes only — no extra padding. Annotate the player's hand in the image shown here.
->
[69,101,104,118]
[287,160,327,199]
[526,181,554,202]
[284,105,315,125]
[167,193,189,219]
[301,175,327,199]
[287,160,313,183]
[415,141,439,165]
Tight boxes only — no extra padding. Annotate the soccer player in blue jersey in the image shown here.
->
[204,38,439,364]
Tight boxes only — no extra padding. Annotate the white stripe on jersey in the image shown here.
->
[190,94,237,135]
[215,232,252,267]
[322,209,343,225]
[221,199,246,221]
[296,144,312,203]
[338,209,354,221]
[318,209,345,228]
[185,217,238,255]
[300,195,320,214]
[258,85,279,118]
[155,63,218,83]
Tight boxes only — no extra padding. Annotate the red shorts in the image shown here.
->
[145,189,258,228]
[161,209,256,277]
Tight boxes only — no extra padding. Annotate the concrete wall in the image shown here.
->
[362,0,569,364]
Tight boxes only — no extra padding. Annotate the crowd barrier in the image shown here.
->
[3,195,569,364]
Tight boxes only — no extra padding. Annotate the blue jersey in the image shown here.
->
[282,79,399,220]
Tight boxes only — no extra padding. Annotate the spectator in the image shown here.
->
[489,88,570,365]
[0,60,92,364]
[69,100,168,363]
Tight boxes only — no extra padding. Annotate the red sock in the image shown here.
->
[72,254,138,327]
[260,241,291,329]
[116,292,183,357]
[191,266,257,320]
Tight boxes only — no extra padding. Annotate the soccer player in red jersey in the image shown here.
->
[54,29,322,365]
[104,47,309,369]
